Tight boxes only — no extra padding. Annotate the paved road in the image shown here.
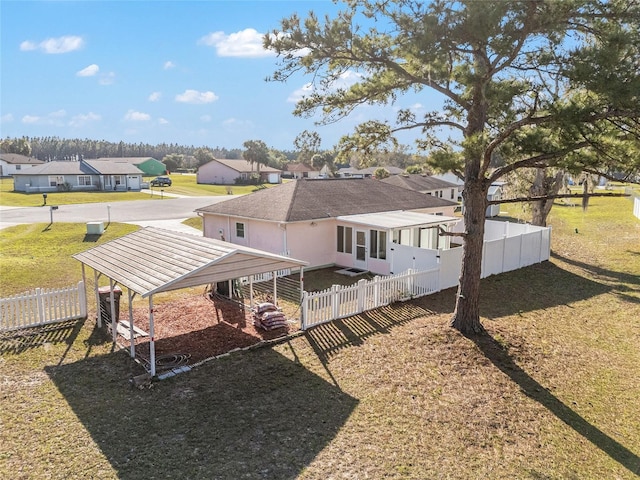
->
[0,194,240,233]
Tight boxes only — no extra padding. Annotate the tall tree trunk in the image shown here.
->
[530,168,564,227]
[450,177,487,335]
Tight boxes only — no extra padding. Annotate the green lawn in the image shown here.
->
[0,175,265,206]
[1,196,639,479]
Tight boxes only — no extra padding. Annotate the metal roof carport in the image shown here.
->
[73,227,307,376]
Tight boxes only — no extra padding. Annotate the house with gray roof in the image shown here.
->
[94,157,166,176]
[197,158,282,185]
[381,174,460,201]
[0,153,44,177]
[12,159,144,193]
[195,178,460,275]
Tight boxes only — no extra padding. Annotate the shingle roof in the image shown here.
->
[381,174,459,192]
[84,160,144,174]
[196,178,458,222]
[13,160,96,175]
[13,160,142,175]
[0,153,44,165]
[210,158,281,173]
[286,163,317,173]
[94,157,159,164]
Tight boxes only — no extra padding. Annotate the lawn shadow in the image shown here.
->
[0,319,84,356]
[83,233,103,242]
[45,346,358,480]
[551,251,640,304]
[471,332,640,476]
[412,261,613,320]
[306,301,435,365]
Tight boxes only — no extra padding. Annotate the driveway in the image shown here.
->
[0,195,239,233]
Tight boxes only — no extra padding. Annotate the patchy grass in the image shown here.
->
[1,197,639,479]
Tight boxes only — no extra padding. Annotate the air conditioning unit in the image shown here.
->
[86,222,104,235]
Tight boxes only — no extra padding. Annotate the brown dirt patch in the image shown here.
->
[112,291,299,370]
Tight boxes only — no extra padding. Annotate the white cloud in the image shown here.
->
[287,71,364,103]
[175,89,218,104]
[287,82,314,103]
[148,92,162,102]
[99,72,116,85]
[200,115,212,122]
[163,61,176,70]
[21,110,67,126]
[20,35,84,54]
[124,110,151,122]
[22,115,40,124]
[69,112,101,127]
[222,117,253,129]
[158,117,169,125]
[1,114,14,123]
[77,64,99,77]
[198,28,274,58]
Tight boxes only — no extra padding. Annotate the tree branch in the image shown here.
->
[489,192,629,205]
[438,226,466,238]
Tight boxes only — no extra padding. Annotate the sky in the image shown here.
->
[0,0,435,152]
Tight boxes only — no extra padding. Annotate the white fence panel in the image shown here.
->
[438,248,463,290]
[634,196,640,220]
[0,281,87,333]
[302,269,440,330]
[520,231,542,267]
[482,239,504,277]
[503,236,523,272]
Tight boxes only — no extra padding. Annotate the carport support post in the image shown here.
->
[249,276,254,307]
[299,267,304,304]
[272,274,278,305]
[94,270,102,327]
[149,296,156,377]
[109,278,117,343]
[128,289,135,359]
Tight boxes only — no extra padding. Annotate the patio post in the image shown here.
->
[109,278,117,343]
[272,272,278,305]
[128,288,135,358]
[94,270,101,327]
[149,295,156,377]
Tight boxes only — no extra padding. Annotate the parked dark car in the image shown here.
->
[150,176,172,187]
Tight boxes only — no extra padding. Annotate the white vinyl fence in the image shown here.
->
[0,281,87,333]
[301,268,439,329]
[301,221,552,330]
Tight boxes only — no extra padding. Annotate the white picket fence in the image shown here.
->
[0,281,87,333]
[301,268,439,329]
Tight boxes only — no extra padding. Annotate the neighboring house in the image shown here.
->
[197,158,282,185]
[336,165,405,178]
[0,153,44,177]
[486,184,503,217]
[12,159,144,192]
[381,174,459,202]
[431,172,504,217]
[195,178,459,276]
[94,157,166,176]
[284,163,320,179]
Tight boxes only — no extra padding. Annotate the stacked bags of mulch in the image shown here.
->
[252,302,288,331]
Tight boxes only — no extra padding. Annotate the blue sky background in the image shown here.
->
[1,1,433,151]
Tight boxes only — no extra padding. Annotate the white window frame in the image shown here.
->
[78,175,92,186]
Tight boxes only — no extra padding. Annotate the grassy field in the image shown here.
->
[0,176,265,206]
[1,196,639,479]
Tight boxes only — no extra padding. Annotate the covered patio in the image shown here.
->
[73,227,307,376]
